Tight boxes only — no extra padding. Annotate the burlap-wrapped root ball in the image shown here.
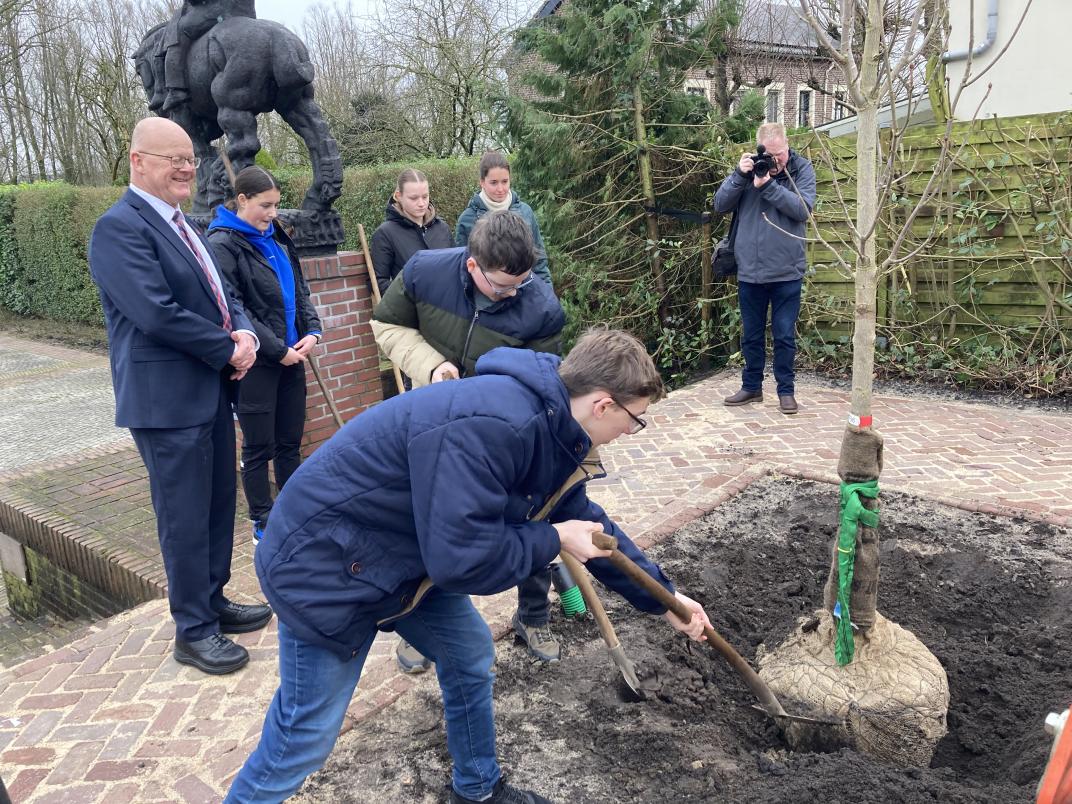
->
[757,609,949,766]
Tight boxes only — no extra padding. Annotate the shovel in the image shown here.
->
[558,552,645,702]
[308,353,344,430]
[591,532,843,731]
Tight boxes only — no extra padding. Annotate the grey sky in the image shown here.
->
[255,0,536,30]
[255,0,375,29]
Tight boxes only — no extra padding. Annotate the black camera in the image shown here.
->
[751,144,775,178]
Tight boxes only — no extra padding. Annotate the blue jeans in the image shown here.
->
[738,279,803,396]
[225,590,499,803]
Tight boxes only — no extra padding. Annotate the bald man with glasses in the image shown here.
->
[88,117,273,676]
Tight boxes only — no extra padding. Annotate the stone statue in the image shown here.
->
[134,1,344,253]
[158,0,257,114]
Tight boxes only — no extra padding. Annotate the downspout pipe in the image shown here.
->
[941,0,998,62]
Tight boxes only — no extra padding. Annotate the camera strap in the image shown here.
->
[726,206,741,248]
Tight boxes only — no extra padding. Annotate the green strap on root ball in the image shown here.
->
[835,480,880,666]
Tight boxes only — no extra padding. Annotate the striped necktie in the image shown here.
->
[172,210,232,332]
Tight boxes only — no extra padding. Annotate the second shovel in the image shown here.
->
[558,552,645,702]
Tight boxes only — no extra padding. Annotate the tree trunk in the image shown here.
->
[700,218,713,370]
[632,82,666,320]
[824,0,885,632]
[849,0,884,420]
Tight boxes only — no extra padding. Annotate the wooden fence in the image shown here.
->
[800,111,1072,343]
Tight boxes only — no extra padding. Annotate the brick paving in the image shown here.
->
[0,333,1070,802]
[0,338,128,478]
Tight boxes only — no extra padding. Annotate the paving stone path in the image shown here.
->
[0,333,1069,803]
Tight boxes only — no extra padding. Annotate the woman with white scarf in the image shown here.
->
[455,151,553,288]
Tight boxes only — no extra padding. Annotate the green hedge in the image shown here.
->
[0,157,480,326]
[0,183,119,324]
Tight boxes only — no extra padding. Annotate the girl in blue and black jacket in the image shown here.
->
[208,166,322,543]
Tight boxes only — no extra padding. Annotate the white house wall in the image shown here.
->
[946,0,1072,119]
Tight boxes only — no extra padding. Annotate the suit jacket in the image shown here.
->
[89,189,253,429]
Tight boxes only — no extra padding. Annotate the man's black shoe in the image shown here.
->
[174,633,249,675]
[451,779,552,804]
[218,600,273,634]
[723,388,763,406]
[779,394,799,414]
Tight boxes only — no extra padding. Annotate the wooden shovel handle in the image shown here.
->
[357,223,406,395]
[592,533,692,619]
[591,532,789,719]
[308,353,344,430]
[559,552,620,649]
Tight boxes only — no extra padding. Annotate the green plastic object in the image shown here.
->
[834,480,880,666]
[550,563,588,618]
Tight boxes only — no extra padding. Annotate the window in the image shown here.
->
[765,89,781,123]
[798,89,813,127]
[833,88,850,121]
[684,78,708,100]
[729,86,752,114]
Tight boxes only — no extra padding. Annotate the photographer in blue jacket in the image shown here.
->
[714,122,816,415]
[225,328,713,804]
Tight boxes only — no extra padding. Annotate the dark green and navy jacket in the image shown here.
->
[370,246,564,386]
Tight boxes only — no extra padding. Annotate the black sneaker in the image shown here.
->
[174,633,249,675]
[450,779,552,804]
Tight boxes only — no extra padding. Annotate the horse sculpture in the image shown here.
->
[134,15,343,238]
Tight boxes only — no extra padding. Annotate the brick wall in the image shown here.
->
[507,50,555,102]
[298,251,384,455]
[0,500,164,610]
[688,56,845,129]
[3,546,122,623]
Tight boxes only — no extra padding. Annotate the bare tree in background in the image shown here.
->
[702,0,841,122]
[77,0,169,182]
[796,0,945,419]
[297,1,413,165]
[364,0,524,158]
[0,0,524,178]
[0,0,169,183]
[0,0,49,181]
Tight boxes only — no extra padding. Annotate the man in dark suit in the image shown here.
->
[89,117,273,675]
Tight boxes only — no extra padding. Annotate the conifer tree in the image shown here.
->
[507,0,755,355]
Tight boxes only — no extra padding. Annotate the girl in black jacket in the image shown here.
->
[207,166,322,543]
[369,168,453,297]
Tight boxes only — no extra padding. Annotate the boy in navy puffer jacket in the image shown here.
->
[226,328,715,804]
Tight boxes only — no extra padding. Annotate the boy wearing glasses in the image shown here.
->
[372,209,566,671]
[227,328,713,804]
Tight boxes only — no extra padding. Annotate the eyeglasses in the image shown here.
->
[478,264,535,297]
[139,151,201,169]
[610,396,647,434]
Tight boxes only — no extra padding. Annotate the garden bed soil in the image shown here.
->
[296,477,1072,804]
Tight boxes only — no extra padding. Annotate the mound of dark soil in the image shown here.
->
[297,478,1072,804]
